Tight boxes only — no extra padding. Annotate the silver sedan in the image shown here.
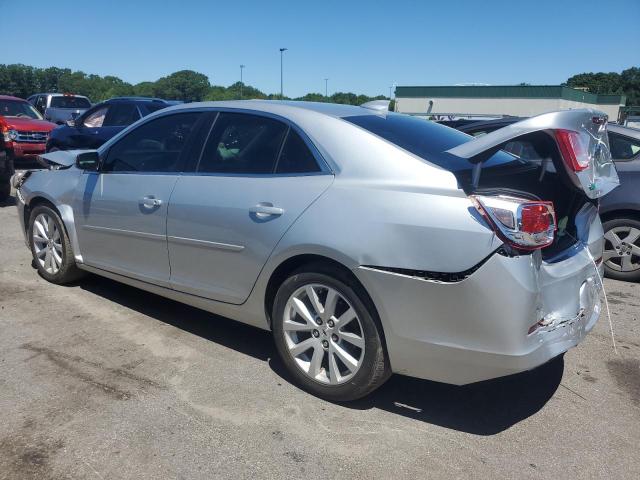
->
[13,101,618,400]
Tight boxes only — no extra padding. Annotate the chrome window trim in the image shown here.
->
[97,107,333,176]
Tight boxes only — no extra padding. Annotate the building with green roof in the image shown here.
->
[394,85,626,121]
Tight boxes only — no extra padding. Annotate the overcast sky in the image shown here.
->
[3,0,639,97]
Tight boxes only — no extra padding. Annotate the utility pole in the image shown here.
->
[279,48,288,100]
[324,78,329,99]
[240,64,245,99]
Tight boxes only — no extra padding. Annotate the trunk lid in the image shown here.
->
[446,109,619,199]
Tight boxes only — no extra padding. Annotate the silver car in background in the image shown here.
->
[27,93,92,125]
[12,101,618,400]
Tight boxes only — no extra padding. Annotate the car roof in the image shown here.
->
[34,93,90,98]
[164,100,385,119]
[105,96,168,103]
[0,95,27,102]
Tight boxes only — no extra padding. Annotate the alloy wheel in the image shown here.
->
[32,213,63,274]
[603,226,640,272]
[282,284,366,385]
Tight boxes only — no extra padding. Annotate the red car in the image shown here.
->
[1,95,56,165]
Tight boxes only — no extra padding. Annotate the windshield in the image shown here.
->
[343,114,522,171]
[50,96,91,109]
[0,100,43,120]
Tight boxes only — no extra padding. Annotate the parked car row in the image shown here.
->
[46,97,171,151]
[10,101,617,400]
[440,117,640,282]
[0,94,174,196]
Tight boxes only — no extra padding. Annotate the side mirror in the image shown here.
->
[76,151,100,171]
[65,119,76,127]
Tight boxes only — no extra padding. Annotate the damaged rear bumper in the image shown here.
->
[355,243,602,385]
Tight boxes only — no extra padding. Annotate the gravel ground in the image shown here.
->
[0,193,638,479]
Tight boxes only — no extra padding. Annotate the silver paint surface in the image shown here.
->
[15,102,607,384]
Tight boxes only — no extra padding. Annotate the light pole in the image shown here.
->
[279,48,287,99]
[324,78,329,99]
[240,64,245,99]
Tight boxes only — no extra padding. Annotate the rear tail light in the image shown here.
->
[471,195,557,250]
[554,129,589,172]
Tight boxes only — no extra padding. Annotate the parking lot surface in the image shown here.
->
[0,194,639,479]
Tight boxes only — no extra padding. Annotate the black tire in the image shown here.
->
[602,217,640,282]
[28,204,85,284]
[272,264,391,401]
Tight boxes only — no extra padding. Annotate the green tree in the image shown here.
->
[154,70,210,102]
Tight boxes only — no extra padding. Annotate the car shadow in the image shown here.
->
[77,274,563,436]
[0,195,16,208]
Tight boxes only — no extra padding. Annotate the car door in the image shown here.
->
[600,130,640,212]
[167,111,334,304]
[74,111,204,285]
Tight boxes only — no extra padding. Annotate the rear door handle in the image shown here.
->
[249,203,284,217]
[140,196,163,208]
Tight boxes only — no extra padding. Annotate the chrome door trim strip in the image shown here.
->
[168,235,245,252]
[82,224,166,241]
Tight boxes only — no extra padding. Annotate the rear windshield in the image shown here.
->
[50,96,91,109]
[343,114,519,171]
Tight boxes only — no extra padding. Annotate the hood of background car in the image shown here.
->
[0,116,56,132]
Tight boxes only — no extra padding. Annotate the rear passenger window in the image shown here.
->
[198,113,287,174]
[102,112,201,173]
[275,130,321,174]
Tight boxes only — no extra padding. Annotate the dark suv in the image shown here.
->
[445,117,640,281]
[46,97,170,152]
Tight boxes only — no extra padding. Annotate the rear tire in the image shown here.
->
[272,264,390,401]
[602,217,640,282]
[28,205,84,284]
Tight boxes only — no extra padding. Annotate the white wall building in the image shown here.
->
[395,85,626,121]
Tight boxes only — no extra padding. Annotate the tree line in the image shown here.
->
[565,67,639,105]
[1,63,637,106]
[0,64,387,105]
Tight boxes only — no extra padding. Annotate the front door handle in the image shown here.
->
[249,203,284,217]
[140,196,163,208]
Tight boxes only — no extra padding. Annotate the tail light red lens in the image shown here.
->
[554,129,589,172]
[471,195,557,250]
[520,203,554,233]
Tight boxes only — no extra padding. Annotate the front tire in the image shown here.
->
[28,205,84,284]
[272,265,390,401]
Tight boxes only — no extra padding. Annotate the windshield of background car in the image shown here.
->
[343,114,522,171]
[50,96,91,109]
[0,100,43,120]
